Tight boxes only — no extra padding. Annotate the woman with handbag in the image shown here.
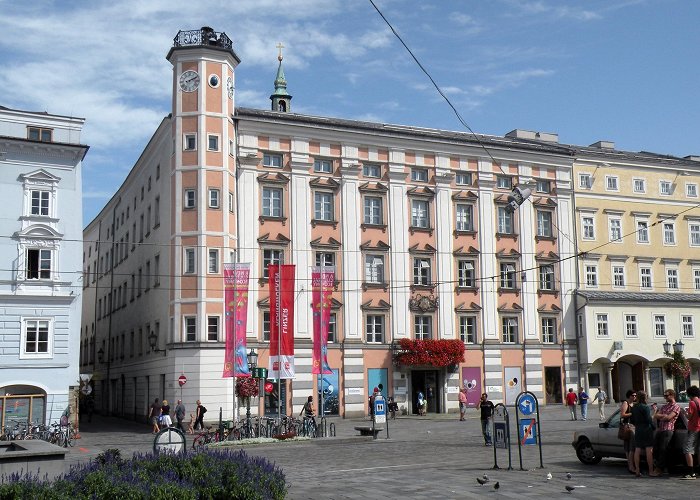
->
[631,391,657,477]
[619,390,636,474]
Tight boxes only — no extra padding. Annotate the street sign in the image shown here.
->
[373,394,386,425]
[517,393,536,416]
[153,427,186,455]
[178,374,187,387]
[494,421,507,449]
[81,385,93,396]
[519,418,537,445]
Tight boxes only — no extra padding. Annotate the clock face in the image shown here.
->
[179,70,200,92]
[226,76,234,99]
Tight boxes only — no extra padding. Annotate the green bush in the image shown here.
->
[0,448,286,499]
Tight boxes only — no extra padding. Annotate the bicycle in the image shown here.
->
[300,416,317,438]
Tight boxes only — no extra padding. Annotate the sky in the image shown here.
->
[0,0,698,224]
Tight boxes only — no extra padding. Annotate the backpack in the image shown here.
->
[200,406,207,414]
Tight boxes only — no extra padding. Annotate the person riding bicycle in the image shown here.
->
[300,395,316,428]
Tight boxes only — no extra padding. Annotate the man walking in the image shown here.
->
[194,400,207,431]
[479,393,494,446]
[174,399,186,431]
[652,389,680,475]
[681,385,700,480]
[578,387,589,421]
[593,387,607,420]
[148,398,161,434]
[565,388,578,420]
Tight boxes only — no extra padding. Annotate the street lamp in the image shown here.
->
[148,331,166,356]
[674,340,685,354]
[245,349,257,435]
[663,340,671,356]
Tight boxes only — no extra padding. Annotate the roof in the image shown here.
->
[0,104,85,121]
[577,290,700,304]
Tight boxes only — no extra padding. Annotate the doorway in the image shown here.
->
[544,366,563,404]
[411,370,440,414]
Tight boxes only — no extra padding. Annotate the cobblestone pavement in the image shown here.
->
[29,407,700,498]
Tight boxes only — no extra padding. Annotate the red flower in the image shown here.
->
[395,339,465,367]
[235,377,259,398]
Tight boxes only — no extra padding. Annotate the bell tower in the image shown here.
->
[270,42,292,112]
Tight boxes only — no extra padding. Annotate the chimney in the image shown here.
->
[590,140,615,150]
[684,155,700,162]
[505,129,559,143]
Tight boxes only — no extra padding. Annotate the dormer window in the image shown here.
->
[27,127,52,142]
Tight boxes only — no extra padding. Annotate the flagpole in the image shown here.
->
[277,256,283,422]
[233,252,238,424]
[320,264,325,423]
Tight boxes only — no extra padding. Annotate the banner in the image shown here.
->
[223,263,251,378]
[461,367,482,407]
[311,266,334,375]
[269,264,296,379]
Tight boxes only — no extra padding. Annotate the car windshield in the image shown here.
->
[607,410,621,428]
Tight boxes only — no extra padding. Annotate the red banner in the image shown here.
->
[269,264,295,379]
[312,266,334,375]
[223,263,251,378]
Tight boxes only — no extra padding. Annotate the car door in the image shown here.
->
[596,410,625,456]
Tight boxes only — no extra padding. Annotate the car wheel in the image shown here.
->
[576,440,602,465]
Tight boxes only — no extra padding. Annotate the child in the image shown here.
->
[187,413,195,434]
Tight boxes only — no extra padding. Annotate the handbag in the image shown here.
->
[617,423,632,441]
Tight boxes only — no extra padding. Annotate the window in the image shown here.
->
[156,164,160,179]
[541,317,556,343]
[459,316,477,344]
[262,249,283,278]
[682,315,694,338]
[411,200,429,228]
[636,220,649,243]
[660,180,672,195]
[328,313,337,343]
[30,190,50,216]
[263,153,282,168]
[455,172,472,186]
[414,316,432,340]
[208,249,219,274]
[413,257,431,286]
[28,127,52,142]
[687,184,698,198]
[579,173,592,189]
[363,164,381,178]
[536,179,550,193]
[609,218,622,242]
[207,316,219,341]
[690,223,700,246]
[184,134,196,151]
[613,265,625,287]
[154,254,160,287]
[501,317,518,343]
[23,319,50,355]
[314,192,333,221]
[154,196,160,227]
[640,267,652,289]
[455,204,473,231]
[457,260,475,288]
[536,210,553,237]
[654,315,666,337]
[184,248,196,274]
[207,135,219,151]
[497,206,513,234]
[315,252,335,268]
[633,178,646,193]
[313,159,332,173]
[26,249,51,279]
[228,192,234,213]
[499,262,516,289]
[663,222,675,245]
[366,315,384,343]
[496,176,512,189]
[144,261,151,291]
[365,254,385,283]
[262,187,282,217]
[606,175,619,191]
[208,189,220,209]
[184,317,197,342]
[582,216,595,239]
[538,264,555,291]
[585,264,598,287]
[411,168,428,182]
[596,314,609,337]
[364,196,383,225]
[667,268,679,290]
[184,189,196,209]
[262,311,271,341]
[625,314,638,338]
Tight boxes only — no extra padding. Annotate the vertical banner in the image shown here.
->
[311,266,334,375]
[269,264,296,379]
[461,367,482,408]
[223,263,251,378]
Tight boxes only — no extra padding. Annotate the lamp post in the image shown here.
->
[663,339,686,395]
[148,331,166,356]
[246,349,258,436]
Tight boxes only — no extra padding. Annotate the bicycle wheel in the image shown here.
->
[66,429,74,447]
[192,434,207,451]
[56,432,66,448]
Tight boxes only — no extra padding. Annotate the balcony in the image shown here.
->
[173,27,233,50]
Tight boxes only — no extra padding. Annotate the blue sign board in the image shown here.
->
[517,393,536,416]
[519,418,537,445]
[374,394,386,424]
[494,422,507,449]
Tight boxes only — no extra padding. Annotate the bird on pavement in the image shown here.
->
[476,477,487,486]
[566,472,572,480]
[494,482,500,491]
[565,485,575,493]
[483,473,488,480]
[546,472,552,480]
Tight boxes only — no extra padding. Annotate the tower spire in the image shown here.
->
[270,42,292,112]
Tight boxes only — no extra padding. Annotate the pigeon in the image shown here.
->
[546,473,552,480]
[483,474,489,480]
[565,485,575,493]
[566,472,572,480]
[476,477,487,486]
[493,482,500,491]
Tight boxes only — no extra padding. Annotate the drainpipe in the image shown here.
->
[105,196,121,415]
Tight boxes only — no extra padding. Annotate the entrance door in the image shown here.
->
[504,367,522,405]
[544,366,563,404]
[411,370,440,414]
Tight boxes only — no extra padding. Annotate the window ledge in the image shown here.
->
[453,229,476,237]
[496,232,519,241]
[362,282,389,291]
[361,223,387,233]
[259,215,287,226]
[409,226,433,236]
[535,235,557,242]
[311,219,338,229]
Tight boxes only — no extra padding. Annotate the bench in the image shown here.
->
[354,425,383,437]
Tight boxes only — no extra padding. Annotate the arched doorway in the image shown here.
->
[612,356,646,401]
[0,385,47,428]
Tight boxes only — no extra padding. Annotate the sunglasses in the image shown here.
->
[632,394,637,397]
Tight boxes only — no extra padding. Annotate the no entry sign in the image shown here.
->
[178,375,187,387]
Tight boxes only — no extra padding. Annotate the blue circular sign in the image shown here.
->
[517,393,536,416]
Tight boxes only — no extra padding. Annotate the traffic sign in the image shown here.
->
[519,418,537,445]
[517,393,536,416]
[178,374,187,387]
[81,385,93,396]
[373,394,386,425]
[494,421,507,449]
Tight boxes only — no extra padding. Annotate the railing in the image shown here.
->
[173,27,233,50]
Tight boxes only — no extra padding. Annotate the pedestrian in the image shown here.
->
[631,391,656,477]
[86,395,95,423]
[417,390,426,416]
[593,386,607,421]
[160,400,172,427]
[174,399,186,431]
[148,398,161,434]
[459,387,468,421]
[479,393,494,446]
[387,396,399,419]
[194,400,207,430]
[578,387,589,421]
[651,388,680,476]
[680,385,700,480]
[187,413,195,434]
[620,390,636,474]
[565,388,578,420]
